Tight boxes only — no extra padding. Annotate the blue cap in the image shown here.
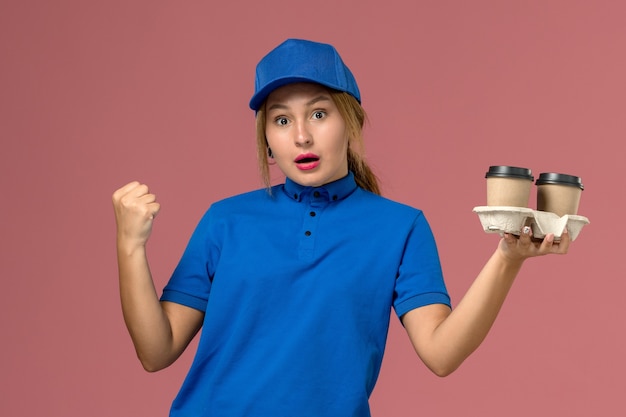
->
[249,39,361,111]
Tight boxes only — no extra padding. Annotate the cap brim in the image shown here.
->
[249,76,352,111]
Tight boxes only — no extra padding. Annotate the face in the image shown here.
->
[265,83,349,188]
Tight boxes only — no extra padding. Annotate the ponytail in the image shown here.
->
[331,91,380,195]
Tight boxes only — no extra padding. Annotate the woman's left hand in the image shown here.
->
[499,224,570,264]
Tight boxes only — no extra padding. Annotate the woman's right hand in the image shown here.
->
[112,181,161,251]
[112,181,202,371]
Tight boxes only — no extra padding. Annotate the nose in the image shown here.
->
[294,120,312,147]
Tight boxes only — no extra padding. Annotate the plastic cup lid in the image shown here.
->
[485,166,534,181]
[535,173,584,190]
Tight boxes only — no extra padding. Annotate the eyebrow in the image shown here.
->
[266,95,331,111]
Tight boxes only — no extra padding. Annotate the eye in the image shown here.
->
[274,116,289,126]
[312,111,326,120]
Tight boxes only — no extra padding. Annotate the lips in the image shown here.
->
[295,153,320,170]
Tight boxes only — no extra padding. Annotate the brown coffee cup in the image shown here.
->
[485,166,534,207]
[536,173,584,216]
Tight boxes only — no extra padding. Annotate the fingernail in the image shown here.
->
[523,226,531,235]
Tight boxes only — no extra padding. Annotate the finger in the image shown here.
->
[112,181,141,202]
[518,225,533,248]
[127,183,150,198]
[139,192,157,204]
[552,227,571,254]
[501,232,521,250]
[116,184,154,211]
[149,202,161,219]
[129,195,159,219]
[539,233,555,253]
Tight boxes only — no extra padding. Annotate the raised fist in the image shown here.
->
[112,181,161,250]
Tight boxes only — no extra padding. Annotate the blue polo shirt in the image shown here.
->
[161,172,450,417]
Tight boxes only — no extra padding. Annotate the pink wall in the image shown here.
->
[1,1,624,416]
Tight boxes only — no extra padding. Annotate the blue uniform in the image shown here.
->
[161,172,450,416]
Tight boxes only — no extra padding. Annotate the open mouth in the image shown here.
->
[295,153,320,164]
[294,153,320,170]
[296,157,319,163]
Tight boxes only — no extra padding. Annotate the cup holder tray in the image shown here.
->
[473,206,589,241]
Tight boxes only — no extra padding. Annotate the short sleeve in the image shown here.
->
[393,212,451,318]
[160,208,221,312]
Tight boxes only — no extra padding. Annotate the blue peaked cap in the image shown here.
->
[249,39,361,111]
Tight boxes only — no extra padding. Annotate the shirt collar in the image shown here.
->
[283,171,358,202]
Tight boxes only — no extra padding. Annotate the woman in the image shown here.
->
[112,39,569,416]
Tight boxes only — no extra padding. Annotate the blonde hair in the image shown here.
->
[255,89,380,195]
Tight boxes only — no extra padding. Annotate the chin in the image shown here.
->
[290,173,325,187]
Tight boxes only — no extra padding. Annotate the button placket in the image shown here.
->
[298,189,327,259]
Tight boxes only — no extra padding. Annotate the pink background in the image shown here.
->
[1,1,624,416]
